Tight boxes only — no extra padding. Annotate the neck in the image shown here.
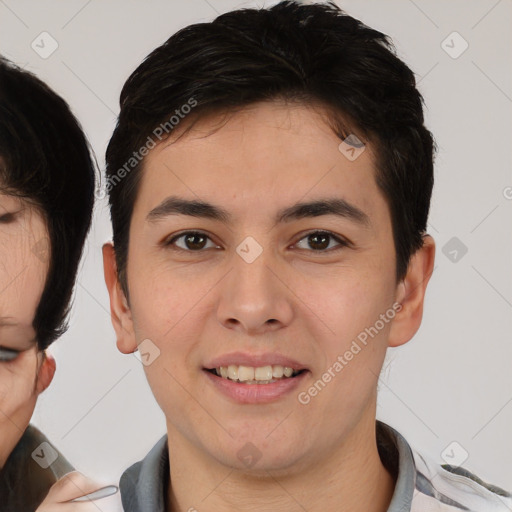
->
[166,409,396,512]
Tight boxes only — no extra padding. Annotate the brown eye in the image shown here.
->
[295,231,348,252]
[183,233,207,250]
[166,231,218,251]
[0,212,16,223]
[307,233,330,250]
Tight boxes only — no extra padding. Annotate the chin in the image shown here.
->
[211,434,305,474]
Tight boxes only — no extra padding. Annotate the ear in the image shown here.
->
[102,242,137,354]
[36,351,56,394]
[388,235,435,348]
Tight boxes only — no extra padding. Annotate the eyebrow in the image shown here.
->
[146,196,370,227]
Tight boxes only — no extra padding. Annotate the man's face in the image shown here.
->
[0,194,52,468]
[107,101,425,473]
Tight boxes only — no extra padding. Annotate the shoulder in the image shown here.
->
[120,435,169,512]
[0,424,73,511]
[377,421,512,512]
[411,448,512,511]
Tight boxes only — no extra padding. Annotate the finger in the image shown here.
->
[38,500,113,512]
[71,485,118,502]
[43,471,106,503]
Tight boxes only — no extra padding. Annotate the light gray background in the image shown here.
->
[1,0,510,490]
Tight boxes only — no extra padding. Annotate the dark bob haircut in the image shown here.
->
[106,0,435,295]
[0,57,95,350]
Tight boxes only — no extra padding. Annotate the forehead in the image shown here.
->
[0,193,48,339]
[133,101,387,224]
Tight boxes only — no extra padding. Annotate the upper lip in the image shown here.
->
[204,352,309,371]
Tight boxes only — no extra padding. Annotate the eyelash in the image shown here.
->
[0,212,15,223]
[0,347,20,363]
[164,230,350,253]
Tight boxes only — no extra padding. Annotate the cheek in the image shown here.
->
[290,265,396,405]
[295,264,395,340]
[128,267,219,415]
[130,273,188,341]
[128,259,218,342]
[0,370,14,406]
[128,269,204,384]
[0,363,38,419]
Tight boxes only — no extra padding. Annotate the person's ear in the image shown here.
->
[36,351,56,394]
[388,234,435,348]
[102,242,137,354]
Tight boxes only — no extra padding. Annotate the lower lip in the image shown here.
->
[203,369,308,404]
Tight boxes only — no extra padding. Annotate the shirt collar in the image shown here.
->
[120,434,169,512]
[120,420,417,512]
[376,420,417,511]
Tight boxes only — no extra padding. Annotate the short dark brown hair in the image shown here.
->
[106,0,435,295]
[0,57,96,350]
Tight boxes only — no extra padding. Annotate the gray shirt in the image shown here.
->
[119,420,512,512]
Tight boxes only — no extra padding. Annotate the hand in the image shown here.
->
[36,471,121,511]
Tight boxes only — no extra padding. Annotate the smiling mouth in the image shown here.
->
[205,365,306,384]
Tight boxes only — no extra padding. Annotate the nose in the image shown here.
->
[216,246,294,335]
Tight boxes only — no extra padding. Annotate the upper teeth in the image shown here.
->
[215,365,298,382]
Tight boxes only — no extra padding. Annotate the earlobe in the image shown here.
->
[388,235,436,348]
[102,242,138,354]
